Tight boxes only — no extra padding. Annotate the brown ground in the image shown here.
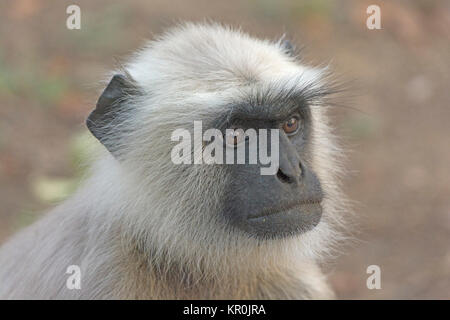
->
[0,0,449,299]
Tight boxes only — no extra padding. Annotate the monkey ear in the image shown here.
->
[86,74,136,156]
[280,39,296,57]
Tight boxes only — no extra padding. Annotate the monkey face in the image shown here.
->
[87,73,328,241]
[218,103,324,240]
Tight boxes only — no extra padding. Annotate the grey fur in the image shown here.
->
[0,23,349,299]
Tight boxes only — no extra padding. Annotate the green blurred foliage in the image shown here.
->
[13,209,39,230]
[344,114,380,139]
[0,51,70,106]
[30,129,99,206]
[31,176,77,204]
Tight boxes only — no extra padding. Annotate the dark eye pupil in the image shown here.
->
[283,118,299,134]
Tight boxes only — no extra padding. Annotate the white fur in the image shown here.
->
[0,23,349,299]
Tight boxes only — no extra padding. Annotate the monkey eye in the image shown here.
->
[282,116,300,135]
[224,128,246,147]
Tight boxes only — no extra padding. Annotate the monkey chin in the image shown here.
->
[239,202,323,240]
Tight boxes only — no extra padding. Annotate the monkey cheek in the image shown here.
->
[236,203,323,240]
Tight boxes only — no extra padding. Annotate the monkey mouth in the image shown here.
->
[246,200,321,220]
[242,201,323,239]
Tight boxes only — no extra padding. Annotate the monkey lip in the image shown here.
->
[246,200,322,220]
[242,201,323,239]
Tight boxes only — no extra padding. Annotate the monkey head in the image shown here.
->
[85,24,344,264]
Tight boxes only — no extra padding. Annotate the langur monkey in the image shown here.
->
[0,23,349,299]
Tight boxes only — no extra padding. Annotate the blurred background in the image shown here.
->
[0,0,449,299]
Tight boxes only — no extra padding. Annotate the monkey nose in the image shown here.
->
[276,161,303,184]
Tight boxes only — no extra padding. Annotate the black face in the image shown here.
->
[219,104,324,240]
